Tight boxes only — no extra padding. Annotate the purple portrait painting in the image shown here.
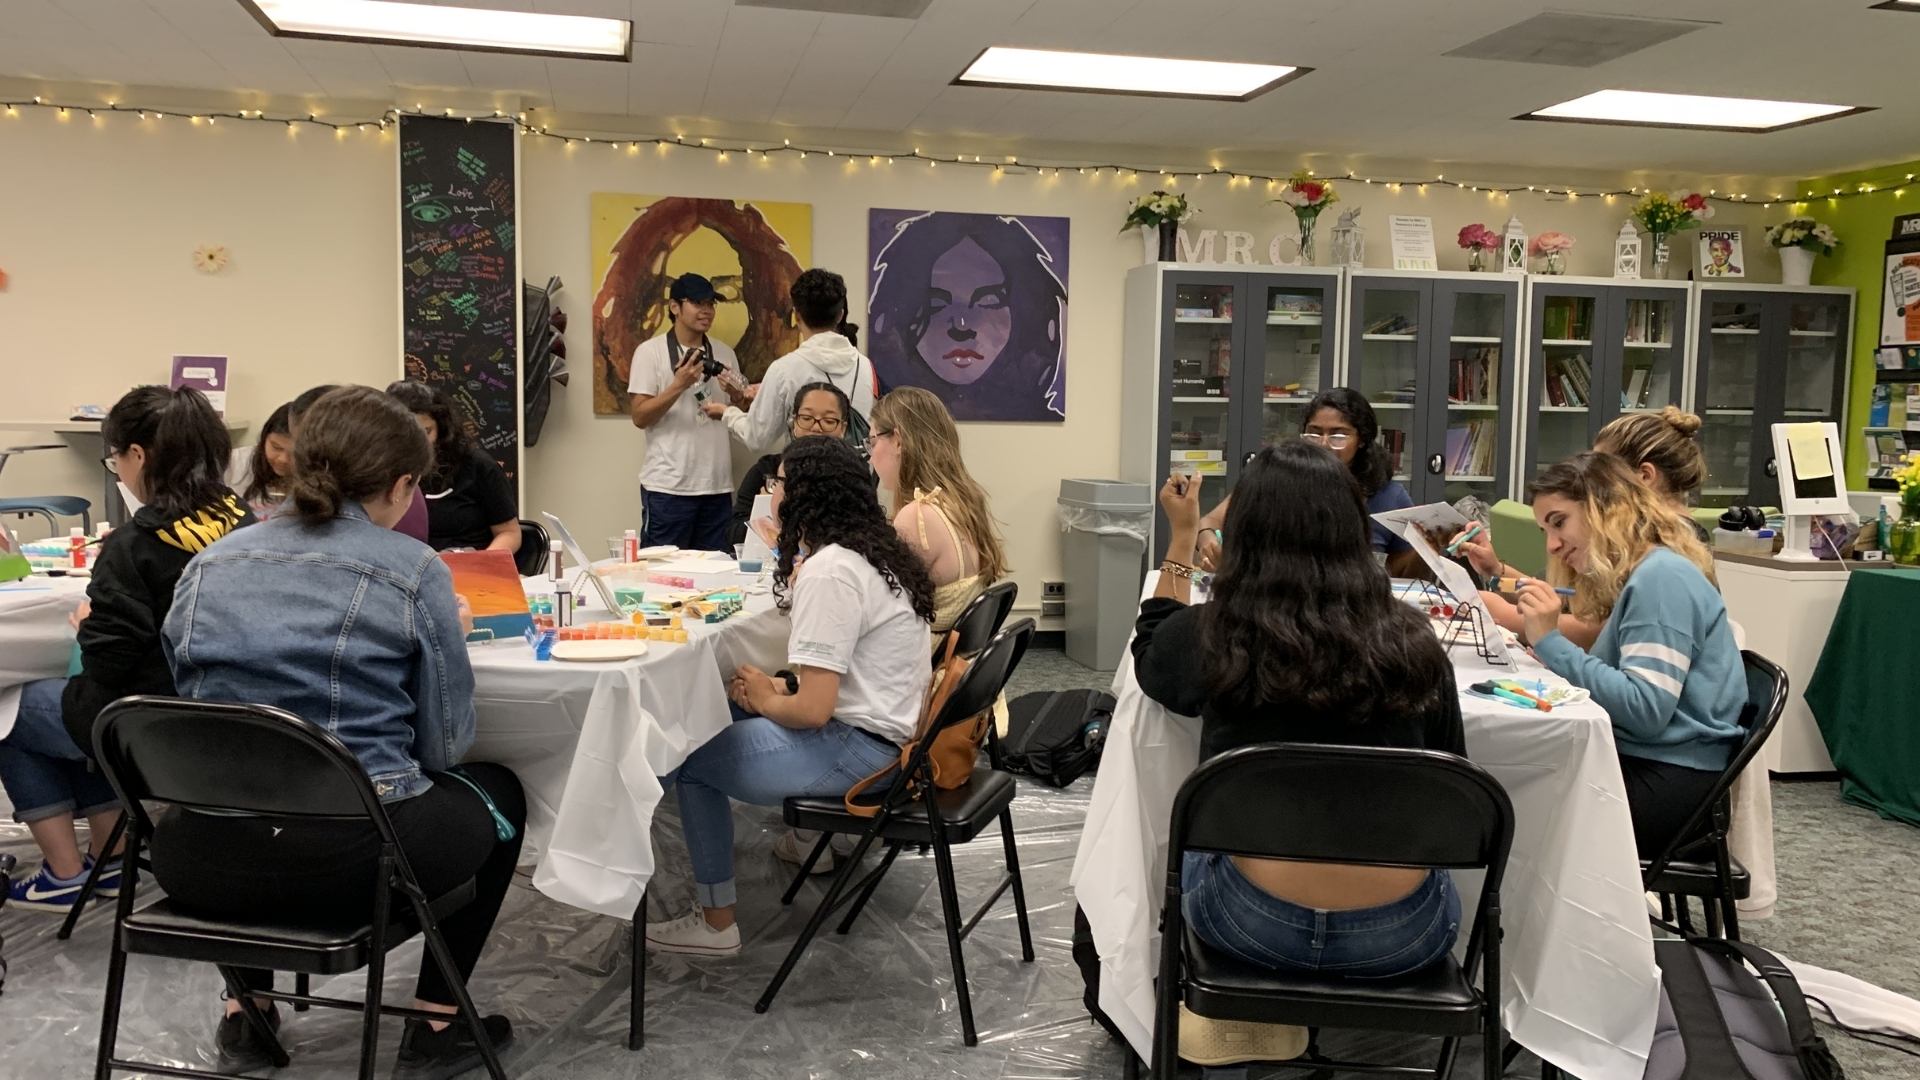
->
[868,209,1069,421]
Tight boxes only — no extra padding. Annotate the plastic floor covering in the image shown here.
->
[2,778,1524,1079]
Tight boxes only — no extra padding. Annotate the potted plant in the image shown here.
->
[1275,171,1338,264]
[1765,217,1840,286]
[1528,232,1575,275]
[1458,223,1500,272]
[1891,454,1920,565]
[1124,191,1192,263]
[1630,191,1712,278]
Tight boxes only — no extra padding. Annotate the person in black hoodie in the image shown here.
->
[1,386,251,913]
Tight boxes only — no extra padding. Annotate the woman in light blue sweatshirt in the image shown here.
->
[1514,452,1745,858]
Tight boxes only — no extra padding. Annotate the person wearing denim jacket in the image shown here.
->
[153,386,525,1078]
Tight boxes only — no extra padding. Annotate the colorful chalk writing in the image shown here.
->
[399,115,520,486]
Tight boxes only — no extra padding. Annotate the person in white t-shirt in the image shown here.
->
[647,436,935,956]
[627,273,742,551]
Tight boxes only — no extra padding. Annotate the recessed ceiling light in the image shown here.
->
[1520,89,1869,133]
[238,0,631,61]
[953,47,1307,101]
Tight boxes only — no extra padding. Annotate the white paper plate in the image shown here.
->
[549,639,650,662]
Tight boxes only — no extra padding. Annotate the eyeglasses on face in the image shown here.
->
[1302,431,1354,449]
[793,414,844,433]
[763,474,786,493]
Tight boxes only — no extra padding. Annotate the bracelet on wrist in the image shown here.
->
[1159,560,1213,586]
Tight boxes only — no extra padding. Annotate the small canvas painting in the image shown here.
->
[1698,229,1745,279]
[440,549,531,639]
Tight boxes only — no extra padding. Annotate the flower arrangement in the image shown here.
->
[1457,223,1500,252]
[1276,170,1338,212]
[1896,452,1920,515]
[1528,232,1574,257]
[1766,217,1840,256]
[1122,190,1191,231]
[192,245,230,274]
[1630,191,1713,235]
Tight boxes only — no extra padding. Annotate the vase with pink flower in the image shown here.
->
[1276,171,1338,265]
[1458,223,1500,272]
[1630,191,1712,279]
[1529,232,1574,275]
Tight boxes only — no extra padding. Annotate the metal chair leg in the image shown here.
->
[629,886,646,1051]
[998,808,1035,962]
[360,886,392,1080]
[928,820,978,1046]
[779,833,834,906]
[835,842,903,935]
[59,815,128,941]
[93,921,130,1079]
[293,972,310,1012]
[757,827,886,1014]
[1675,896,1695,936]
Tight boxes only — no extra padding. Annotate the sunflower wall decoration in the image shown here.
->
[192,245,230,274]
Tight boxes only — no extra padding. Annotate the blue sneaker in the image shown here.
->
[92,855,124,899]
[6,860,93,913]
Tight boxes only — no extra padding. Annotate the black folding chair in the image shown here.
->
[942,580,1017,771]
[1146,743,1515,1080]
[89,696,506,1080]
[514,519,551,577]
[756,619,1037,1046]
[1643,650,1788,942]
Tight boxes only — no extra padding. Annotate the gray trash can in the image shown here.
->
[1057,479,1152,671]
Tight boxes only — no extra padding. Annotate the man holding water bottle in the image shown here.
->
[628,273,744,551]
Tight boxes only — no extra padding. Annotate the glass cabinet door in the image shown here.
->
[1255,281,1332,449]
[1613,291,1686,417]
[1528,287,1601,479]
[1347,279,1429,491]
[1432,283,1515,503]
[1167,279,1236,518]
[1781,296,1849,422]
[1695,295,1766,504]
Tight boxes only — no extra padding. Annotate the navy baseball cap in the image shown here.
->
[669,273,718,303]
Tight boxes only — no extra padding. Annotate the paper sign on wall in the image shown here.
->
[1388,215,1437,271]
[170,355,228,417]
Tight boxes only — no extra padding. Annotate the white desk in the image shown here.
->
[1712,552,1855,774]
[0,419,251,526]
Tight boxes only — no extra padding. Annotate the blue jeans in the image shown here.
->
[667,717,900,909]
[1182,853,1461,978]
[642,490,732,553]
[0,678,117,823]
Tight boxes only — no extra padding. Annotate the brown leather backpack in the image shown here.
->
[843,631,986,817]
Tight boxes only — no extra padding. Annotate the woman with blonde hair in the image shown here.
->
[1513,451,1744,857]
[1455,405,1709,647]
[865,387,1008,632]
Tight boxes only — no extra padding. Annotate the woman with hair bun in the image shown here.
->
[157,385,526,1076]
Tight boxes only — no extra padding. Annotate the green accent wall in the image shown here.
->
[1793,160,1920,489]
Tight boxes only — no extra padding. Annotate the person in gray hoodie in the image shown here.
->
[704,269,876,453]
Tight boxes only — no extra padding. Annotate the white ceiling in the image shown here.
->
[3,0,1915,179]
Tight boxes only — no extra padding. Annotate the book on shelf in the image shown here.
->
[1382,428,1407,475]
[1442,419,1498,477]
[1541,353,1592,406]
[1363,313,1418,336]
[1622,299,1670,346]
[1624,367,1649,409]
[1541,299,1592,341]
[1870,384,1891,428]
[1446,346,1498,403]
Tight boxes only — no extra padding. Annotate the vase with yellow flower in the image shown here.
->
[1891,454,1920,565]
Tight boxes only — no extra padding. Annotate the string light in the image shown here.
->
[8,97,1913,208]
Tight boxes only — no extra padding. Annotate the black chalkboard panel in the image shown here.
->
[399,115,521,489]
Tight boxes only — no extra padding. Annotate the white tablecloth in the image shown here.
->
[465,574,783,920]
[0,576,90,741]
[1070,583,1659,1080]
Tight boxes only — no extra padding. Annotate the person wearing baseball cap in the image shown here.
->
[627,272,742,551]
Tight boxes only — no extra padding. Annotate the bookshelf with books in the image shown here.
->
[1692,284,1853,505]
[1345,271,1522,502]
[1123,264,1342,550]
[1523,277,1693,482]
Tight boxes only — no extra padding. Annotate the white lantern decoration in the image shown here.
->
[1502,216,1528,275]
[1613,221,1641,280]
[1329,207,1365,268]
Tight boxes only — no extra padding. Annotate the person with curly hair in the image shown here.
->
[703,269,877,452]
[647,436,934,956]
[385,380,519,554]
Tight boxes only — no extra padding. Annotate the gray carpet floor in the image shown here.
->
[1,643,1914,1078]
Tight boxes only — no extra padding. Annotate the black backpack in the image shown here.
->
[1001,690,1113,788]
[1648,938,1844,1080]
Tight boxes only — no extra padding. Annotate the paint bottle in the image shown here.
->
[623,529,638,564]
[549,540,565,582]
[555,579,574,628]
[69,527,87,569]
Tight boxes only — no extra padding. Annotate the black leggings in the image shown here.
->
[151,762,526,1007]
[1618,754,1721,860]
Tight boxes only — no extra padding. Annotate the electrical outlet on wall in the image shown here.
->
[1041,580,1065,616]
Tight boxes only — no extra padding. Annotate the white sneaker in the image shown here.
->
[644,909,741,956]
[773,828,835,874]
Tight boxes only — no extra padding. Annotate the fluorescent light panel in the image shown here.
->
[954,47,1304,101]
[1524,89,1866,133]
[240,0,630,60]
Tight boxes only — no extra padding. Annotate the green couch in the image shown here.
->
[1486,499,1770,579]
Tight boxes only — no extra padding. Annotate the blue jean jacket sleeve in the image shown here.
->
[411,556,476,771]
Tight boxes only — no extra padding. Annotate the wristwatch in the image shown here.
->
[775,669,800,695]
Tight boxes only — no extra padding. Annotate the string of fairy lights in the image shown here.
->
[7,96,1917,212]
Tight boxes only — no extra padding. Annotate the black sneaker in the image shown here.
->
[215,1002,282,1068]
[395,1013,513,1078]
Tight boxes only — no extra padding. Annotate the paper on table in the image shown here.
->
[1379,520,1513,667]
[1371,500,1471,539]
[1784,423,1834,481]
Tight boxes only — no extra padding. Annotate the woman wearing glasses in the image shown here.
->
[728,382,851,547]
[1196,387,1418,577]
